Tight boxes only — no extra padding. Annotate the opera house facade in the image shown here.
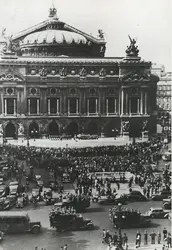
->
[0,7,158,138]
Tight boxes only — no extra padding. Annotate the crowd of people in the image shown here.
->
[103,228,171,250]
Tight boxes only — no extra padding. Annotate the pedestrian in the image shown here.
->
[166,235,171,248]
[63,244,68,250]
[157,232,161,244]
[162,244,165,250]
[136,231,141,247]
[163,227,167,240]
[108,241,113,250]
[102,229,106,243]
[150,231,156,244]
[144,230,148,245]
[123,233,128,246]
[106,230,112,244]
[112,232,118,245]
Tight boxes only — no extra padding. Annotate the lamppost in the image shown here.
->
[31,129,38,141]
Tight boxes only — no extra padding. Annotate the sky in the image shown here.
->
[0,0,171,71]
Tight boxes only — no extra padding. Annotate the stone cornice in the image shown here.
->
[0,57,122,65]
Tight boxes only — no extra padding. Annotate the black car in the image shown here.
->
[126,191,147,201]
[152,190,171,201]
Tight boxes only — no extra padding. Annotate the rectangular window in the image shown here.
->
[107,98,115,113]
[50,98,57,114]
[69,98,77,114]
[30,98,37,114]
[131,97,137,114]
[89,98,97,113]
[6,98,16,115]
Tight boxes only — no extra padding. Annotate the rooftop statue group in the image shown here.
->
[126,35,139,57]
[0,28,13,53]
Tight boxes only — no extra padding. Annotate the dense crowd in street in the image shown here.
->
[0,136,165,178]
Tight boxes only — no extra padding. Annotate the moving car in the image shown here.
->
[0,211,41,234]
[97,195,127,205]
[145,207,168,218]
[126,191,147,201]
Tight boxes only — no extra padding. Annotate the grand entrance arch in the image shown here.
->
[29,122,39,138]
[87,122,98,135]
[105,120,120,137]
[48,121,59,135]
[5,123,16,138]
[66,122,79,136]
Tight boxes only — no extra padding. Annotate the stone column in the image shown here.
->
[48,99,50,115]
[121,89,124,115]
[28,99,30,115]
[87,99,89,115]
[137,98,140,114]
[14,99,16,116]
[0,91,4,115]
[125,92,128,114]
[37,99,39,115]
[76,98,79,114]
[129,99,131,115]
[140,90,143,114]
[106,98,108,115]
[68,99,70,115]
[114,98,117,114]
[145,92,147,114]
[4,99,7,116]
[57,99,59,114]
[95,98,98,113]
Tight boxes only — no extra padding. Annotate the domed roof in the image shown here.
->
[20,29,87,46]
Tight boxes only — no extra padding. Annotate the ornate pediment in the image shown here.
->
[0,73,23,82]
[122,70,150,82]
[0,67,25,82]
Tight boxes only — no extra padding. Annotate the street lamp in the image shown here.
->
[31,129,38,141]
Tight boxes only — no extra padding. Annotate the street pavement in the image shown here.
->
[5,136,148,148]
[0,181,170,250]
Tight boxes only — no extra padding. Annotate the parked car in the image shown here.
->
[152,190,171,201]
[9,182,19,196]
[145,207,169,218]
[163,197,171,210]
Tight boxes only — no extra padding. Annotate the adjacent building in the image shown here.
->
[151,64,171,133]
[0,7,158,138]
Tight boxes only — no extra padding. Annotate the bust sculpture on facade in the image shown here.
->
[125,35,139,57]
[39,67,47,77]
